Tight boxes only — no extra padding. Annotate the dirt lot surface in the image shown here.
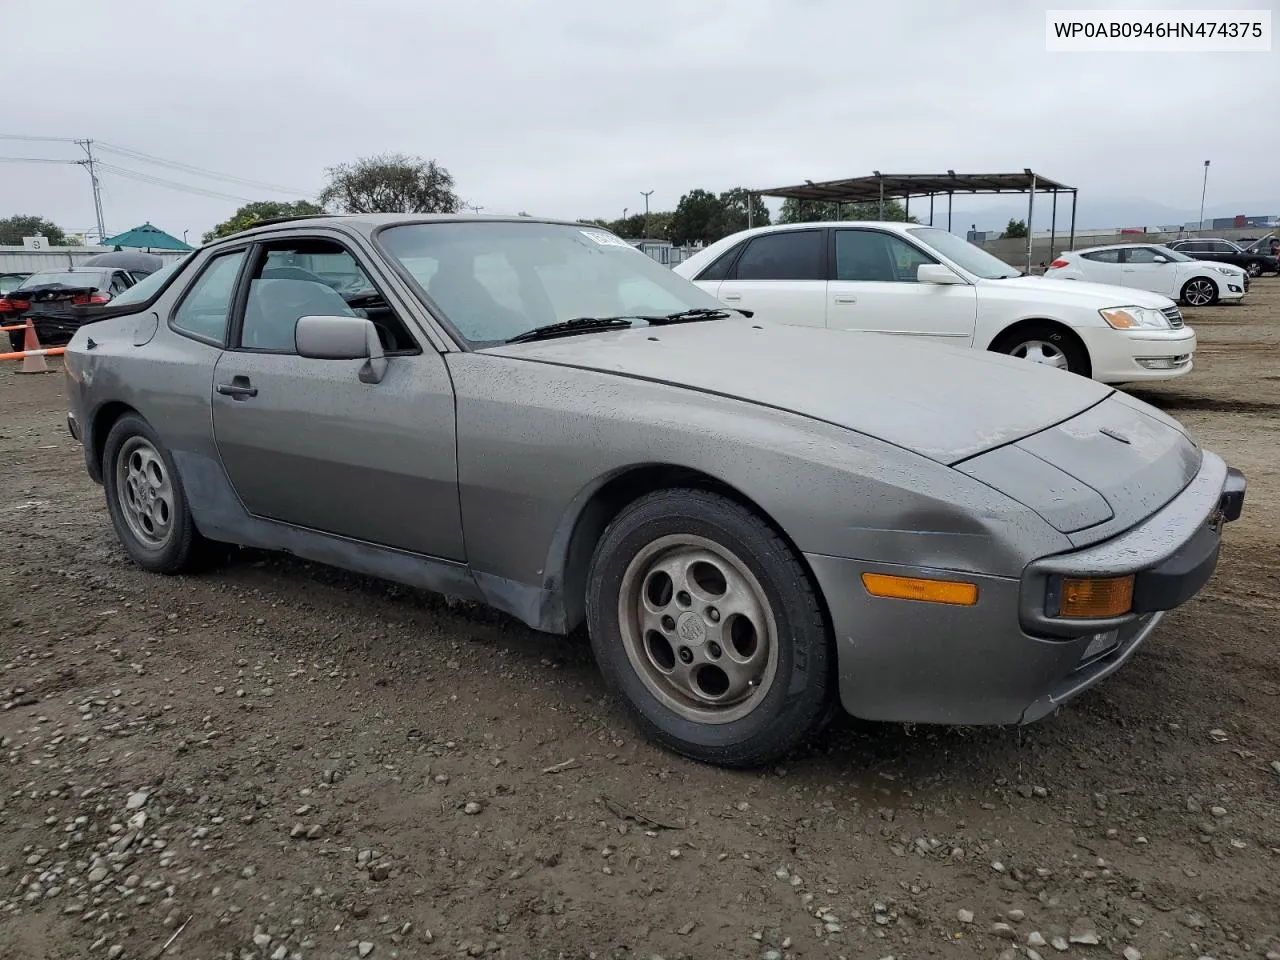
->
[2,283,1278,960]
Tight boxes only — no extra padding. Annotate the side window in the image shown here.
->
[694,242,744,282]
[1082,249,1121,263]
[835,230,937,282]
[109,273,131,296]
[239,239,419,354]
[1124,247,1163,264]
[1207,241,1234,253]
[732,231,823,281]
[171,251,247,344]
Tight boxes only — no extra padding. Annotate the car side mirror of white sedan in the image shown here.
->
[1152,256,1168,263]
[295,314,387,385]
[917,264,965,285]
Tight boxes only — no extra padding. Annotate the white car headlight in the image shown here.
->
[1099,306,1171,330]
[1209,264,1240,276]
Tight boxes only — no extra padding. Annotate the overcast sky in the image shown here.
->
[2,0,1276,241]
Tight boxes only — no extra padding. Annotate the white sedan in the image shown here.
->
[1046,243,1247,307]
[673,222,1196,383]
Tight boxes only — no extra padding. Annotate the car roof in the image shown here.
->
[209,212,592,246]
[1071,242,1164,253]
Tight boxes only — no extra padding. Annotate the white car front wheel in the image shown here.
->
[1180,277,1218,307]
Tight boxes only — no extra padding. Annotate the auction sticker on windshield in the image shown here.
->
[580,230,634,248]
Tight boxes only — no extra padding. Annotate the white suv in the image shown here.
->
[673,222,1197,382]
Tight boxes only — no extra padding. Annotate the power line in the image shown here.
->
[96,161,257,203]
[0,156,78,164]
[95,141,311,196]
[0,134,78,143]
[1,132,314,198]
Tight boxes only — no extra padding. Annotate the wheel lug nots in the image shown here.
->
[678,647,693,664]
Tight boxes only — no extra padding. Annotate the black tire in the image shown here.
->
[102,413,213,574]
[1180,277,1219,307]
[991,322,1091,378]
[585,488,835,768]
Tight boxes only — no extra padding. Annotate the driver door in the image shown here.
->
[1120,246,1178,297]
[210,234,465,559]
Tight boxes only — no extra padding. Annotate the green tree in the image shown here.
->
[1003,218,1028,238]
[777,198,914,224]
[319,153,460,214]
[718,187,770,235]
[203,200,324,243]
[0,215,72,246]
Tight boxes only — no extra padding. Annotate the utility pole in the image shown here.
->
[75,139,107,241]
[1197,160,1210,236]
[640,190,654,239]
[464,202,484,214]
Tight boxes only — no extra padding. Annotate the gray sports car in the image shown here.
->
[62,214,1246,767]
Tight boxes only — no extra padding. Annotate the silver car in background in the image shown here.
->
[62,215,1246,767]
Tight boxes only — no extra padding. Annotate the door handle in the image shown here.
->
[721,294,742,302]
[833,296,857,304]
[216,377,257,400]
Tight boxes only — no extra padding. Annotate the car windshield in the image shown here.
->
[17,270,109,290]
[1150,245,1194,262]
[106,257,190,307]
[377,221,726,345]
[905,226,1020,279]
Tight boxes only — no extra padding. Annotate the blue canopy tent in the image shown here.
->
[99,222,194,252]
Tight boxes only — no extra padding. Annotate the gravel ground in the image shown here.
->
[2,281,1278,960]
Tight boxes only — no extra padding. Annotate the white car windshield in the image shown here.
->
[906,227,1021,279]
[378,221,727,345]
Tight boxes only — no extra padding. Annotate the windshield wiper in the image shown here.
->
[506,316,633,344]
[634,307,742,325]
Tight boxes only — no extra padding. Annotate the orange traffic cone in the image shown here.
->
[16,320,54,375]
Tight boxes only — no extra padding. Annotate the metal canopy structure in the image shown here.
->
[750,169,1079,272]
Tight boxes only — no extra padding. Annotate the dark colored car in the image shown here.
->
[1,267,140,351]
[1165,238,1278,278]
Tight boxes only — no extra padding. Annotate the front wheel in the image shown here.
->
[102,413,213,574]
[992,323,1091,377]
[1181,277,1219,307]
[585,489,834,768]
[1245,260,1263,278]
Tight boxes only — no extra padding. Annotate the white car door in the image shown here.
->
[1120,246,1179,297]
[826,227,977,342]
[713,228,827,327]
[1076,248,1124,285]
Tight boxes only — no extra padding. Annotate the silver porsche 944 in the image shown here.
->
[62,215,1246,767]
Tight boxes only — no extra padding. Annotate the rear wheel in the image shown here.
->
[102,413,214,574]
[992,323,1090,377]
[1181,277,1218,307]
[585,489,834,768]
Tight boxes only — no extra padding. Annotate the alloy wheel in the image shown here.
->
[617,534,779,725]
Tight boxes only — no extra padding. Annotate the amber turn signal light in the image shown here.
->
[861,573,979,606]
[1057,575,1134,619]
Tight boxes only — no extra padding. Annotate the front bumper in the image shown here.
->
[808,451,1244,726]
[1082,326,1197,383]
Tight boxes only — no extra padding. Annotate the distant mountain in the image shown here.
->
[942,197,1280,233]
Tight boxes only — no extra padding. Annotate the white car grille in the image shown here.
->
[1160,306,1185,329]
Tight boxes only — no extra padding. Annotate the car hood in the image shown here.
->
[485,319,1113,464]
[988,275,1176,307]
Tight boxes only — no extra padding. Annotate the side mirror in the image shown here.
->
[295,314,387,384]
[1152,256,1168,263]
[917,263,965,285]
